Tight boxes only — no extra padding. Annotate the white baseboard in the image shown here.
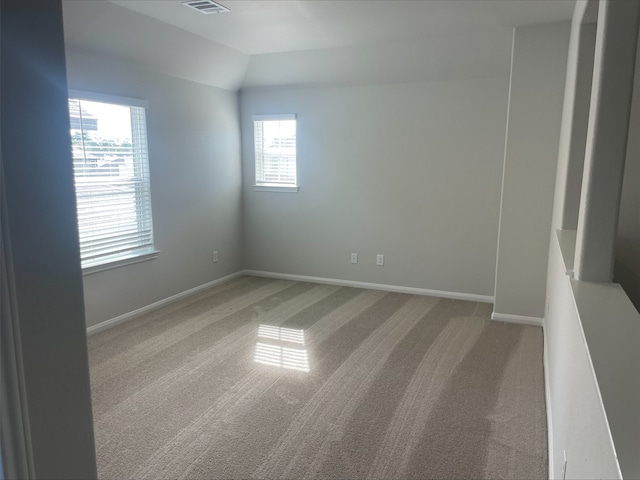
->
[86,271,244,336]
[243,270,494,304]
[543,318,554,480]
[87,270,493,336]
[490,312,543,327]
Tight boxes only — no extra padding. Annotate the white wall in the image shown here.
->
[545,232,620,480]
[544,5,640,477]
[243,30,512,89]
[493,22,571,321]
[240,78,509,298]
[65,51,244,328]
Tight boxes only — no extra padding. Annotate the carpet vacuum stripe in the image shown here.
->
[96,282,341,474]
[135,291,414,479]
[88,276,547,480]
[315,298,481,479]
[89,276,266,355]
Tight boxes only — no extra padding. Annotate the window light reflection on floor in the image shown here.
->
[254,325,310,372]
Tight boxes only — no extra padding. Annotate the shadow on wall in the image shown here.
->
[614,28,640,315]
[614,261,640,314]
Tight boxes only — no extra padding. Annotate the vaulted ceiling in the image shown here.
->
[62,0,575,90]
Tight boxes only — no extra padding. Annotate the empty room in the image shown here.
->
[1,0,639,479]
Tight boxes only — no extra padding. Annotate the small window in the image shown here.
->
[253,114,297,189]
[68,92,156,270]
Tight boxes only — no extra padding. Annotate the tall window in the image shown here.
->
[68,92,155,270]
[253,114,297,188]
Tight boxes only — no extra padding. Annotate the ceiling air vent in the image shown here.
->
[181,0,230,14]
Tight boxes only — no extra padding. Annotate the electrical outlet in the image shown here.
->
[351,253,358,264]
[213,251,218,263]
[376,254,384,266]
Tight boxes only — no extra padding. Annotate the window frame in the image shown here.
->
[252,114,299,193]
[68,90,159,274]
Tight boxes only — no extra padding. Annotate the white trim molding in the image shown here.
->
[543,318,554,480]
[252,185,299,193]
[252,113,296,121]
[68,89,149,109]
[86,271,244,336]
[490,312,544,327]
[87,270,494,336]
[244,270,494,304]
[82,250,160,276]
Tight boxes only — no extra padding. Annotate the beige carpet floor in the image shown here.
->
[88,276,547,479]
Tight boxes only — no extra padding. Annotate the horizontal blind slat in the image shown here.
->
[80,234,153,254]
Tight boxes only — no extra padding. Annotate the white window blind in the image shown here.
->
[253,114,297,187]
[68,93,155,269]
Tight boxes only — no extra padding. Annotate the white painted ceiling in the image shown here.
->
[63,0,575,90]
[111,0,575,55]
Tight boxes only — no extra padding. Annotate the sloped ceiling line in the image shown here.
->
[63,0,574,90]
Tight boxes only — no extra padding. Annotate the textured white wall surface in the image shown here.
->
[545,232,621,480]
[241,79,509,297]
[494,22,570,319]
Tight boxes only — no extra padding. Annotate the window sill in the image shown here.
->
[82,250,160,276]
[253,185,299,193]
